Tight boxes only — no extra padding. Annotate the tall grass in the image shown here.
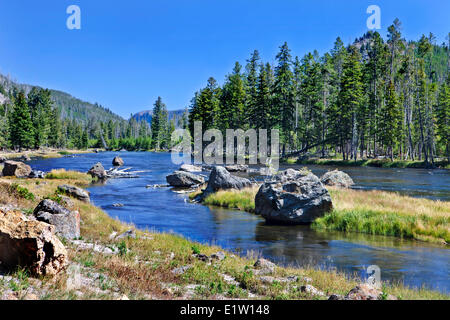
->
[312,188,450,244]
[45,169,92,182]
[202,187,259,213]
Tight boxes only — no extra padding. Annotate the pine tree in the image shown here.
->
[9,91,34,150]
[274,42,295,155]
[435,79,449,161]
[245,50,261,128]
[337,46,363,160]
[219,64,246,131]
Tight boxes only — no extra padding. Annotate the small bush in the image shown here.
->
[9,183,35,201]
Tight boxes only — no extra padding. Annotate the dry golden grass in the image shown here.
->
[329,187,450,219]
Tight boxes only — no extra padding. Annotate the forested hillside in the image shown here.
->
[189,19,449,164]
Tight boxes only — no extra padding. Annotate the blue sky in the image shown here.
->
[0,0,448,118]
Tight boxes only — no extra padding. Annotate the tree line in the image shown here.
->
[188,19,449,164]
[0,85,186,152]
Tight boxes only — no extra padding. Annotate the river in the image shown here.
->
[27,152,450,294]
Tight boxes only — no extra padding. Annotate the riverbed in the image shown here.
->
[27,152,450,293]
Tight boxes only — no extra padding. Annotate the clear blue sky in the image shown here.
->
[0,0,448,118]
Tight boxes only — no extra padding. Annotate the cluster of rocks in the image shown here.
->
[1,160,46,179]
[0,181,92,277]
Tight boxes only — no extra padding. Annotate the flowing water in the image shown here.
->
[28,152,450,293]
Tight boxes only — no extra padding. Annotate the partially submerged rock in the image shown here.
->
[225,164,248,172]
[33,199,80,239]
[203,166,251,195]
[166,171,205,188]
[112,156,124,166]
[58,185,90,203]
[2,160,32,178]
[179,164,202,172]
[320,170,354,188]
[88,162,107,180]
[255,170,332,224]
[0,210,67,276]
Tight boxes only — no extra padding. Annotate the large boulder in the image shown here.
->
[255,169,332,224]
[88,162,106,179]
[112,156,124,166]
[58,185,90,203]
[33,199,80,239]
[320,170,354,188]
[2,160,32,178]
[166,171,205,188]
[0,210,67,276]
[203,166,252,195]
[179,164,202,172]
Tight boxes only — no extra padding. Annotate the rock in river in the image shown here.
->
[179,164,202,172]
[88,162,107,180]
[225,164,248,172]
[33,199,80,239]
[0,209,67,276]
[255,169,332,224]
[203,166,251,195]
[166,171,205,188]
[58,184,90,203]
[112,156,124,166]
[2,160,32,178]
[320,170,354,188]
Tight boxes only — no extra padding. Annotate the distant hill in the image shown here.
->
[0,73,125,124]
[132,109,186,127]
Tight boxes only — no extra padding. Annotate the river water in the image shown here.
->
[27,152,450,293]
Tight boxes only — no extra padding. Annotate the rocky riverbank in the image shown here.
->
[0,167,448,300]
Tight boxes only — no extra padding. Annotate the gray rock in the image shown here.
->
[320,170,354,188]
[2,160,32,178]
[115,229,136,239]
[28,170,46,179]
[255,170,332,224]
[166,171,205,188]
[225,164,248,172]
[112,156,124,166]
[203,166,252,195]
[254,258,276,274]
[300,285,325,296]
[88,162,106,179]
[0,156,6,163]
[180,164,202,172]
[33,199,80,239]
[211,251,226,261]
[57,185,90,203]
[172,265,192,275]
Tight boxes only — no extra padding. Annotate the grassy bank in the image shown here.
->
[0,148,99,161]
[1,174,448,299]
[282,158,450,169]
[193,186,449,245]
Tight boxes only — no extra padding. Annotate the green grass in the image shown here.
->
[202,187,259,213]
